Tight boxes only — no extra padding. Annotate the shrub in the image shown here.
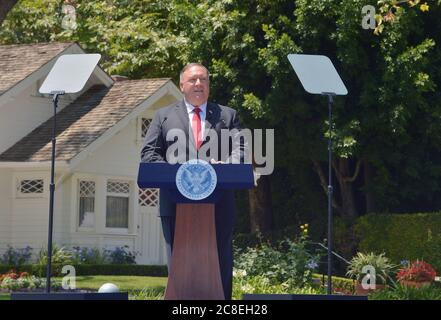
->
[346,252,396,285]
[72,247,107,265]
[369,283,441,300]
[0,264,167,277]
[396,260,437,283]
[354,212,441,271]
[0,246,33,267]
[105,246,137,265]
[0,269,48,291]
[37,245,75,266]
[234,228,322,287]
[312,274,355,294]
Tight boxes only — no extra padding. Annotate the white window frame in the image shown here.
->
[105,179,132,234]
[137,116,152,143]
[71,174,98,234]
[77,179,96,232]
[14,174,48,199]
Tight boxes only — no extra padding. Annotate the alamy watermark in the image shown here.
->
[362,5,377,30]
[160,128,274,176]
[61,265,76,290]
[361,265,377,290]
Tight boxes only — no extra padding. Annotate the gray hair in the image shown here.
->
[179,63,210,84]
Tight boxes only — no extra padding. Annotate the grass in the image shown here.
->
[0,293,10,300]
[58,275,167,299]
[0,275,167,301]
[56,275,167,292]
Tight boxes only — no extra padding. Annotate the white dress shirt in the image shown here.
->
[184,99,207,139]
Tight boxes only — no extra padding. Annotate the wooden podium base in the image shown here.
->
[164,203,225,300]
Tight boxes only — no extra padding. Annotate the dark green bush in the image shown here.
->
[354,212,441,272]
[0,264,167,277]
[312,274,355,294]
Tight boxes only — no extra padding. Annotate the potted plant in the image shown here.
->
[346,252,395,295]
[396,260,436,288]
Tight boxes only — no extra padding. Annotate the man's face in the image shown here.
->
[180,65,210,106]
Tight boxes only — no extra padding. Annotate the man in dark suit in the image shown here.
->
[141,63,245,300]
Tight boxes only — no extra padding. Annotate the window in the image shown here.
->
[78,180,95,228]
[141,118,152,139]
[106,180,130,229]
[16,179,44,198]
[139,188,159,207]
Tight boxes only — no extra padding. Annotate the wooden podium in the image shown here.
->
[137,163,254,300]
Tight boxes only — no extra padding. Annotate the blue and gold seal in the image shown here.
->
[176,159,217,200]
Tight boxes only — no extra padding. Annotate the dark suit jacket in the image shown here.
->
[141,100,245,216]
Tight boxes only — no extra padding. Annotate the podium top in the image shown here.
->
[137,163,254,190]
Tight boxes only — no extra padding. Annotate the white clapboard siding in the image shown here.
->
[74,119,140,177]
[0,169,12,253]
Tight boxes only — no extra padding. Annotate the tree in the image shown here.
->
[2,0,441,240]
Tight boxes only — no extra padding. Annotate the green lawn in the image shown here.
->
[60,275,167,291]
[0,293,10,300]
[0,276,167,300]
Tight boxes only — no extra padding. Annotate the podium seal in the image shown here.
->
[176,159,217,200]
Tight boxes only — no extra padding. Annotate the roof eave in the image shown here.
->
[0,160,69,169]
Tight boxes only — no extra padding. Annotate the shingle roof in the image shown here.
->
[0,42,73,94]
[0,78,170,162]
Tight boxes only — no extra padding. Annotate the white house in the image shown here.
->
[0,42,182,265]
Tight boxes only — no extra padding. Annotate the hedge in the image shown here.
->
[312,273,355,294]
[354,212,441,272]
[0,264,168,277]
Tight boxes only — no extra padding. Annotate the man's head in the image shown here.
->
[179,63,210,106]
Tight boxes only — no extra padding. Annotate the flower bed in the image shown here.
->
[396,260,437,284]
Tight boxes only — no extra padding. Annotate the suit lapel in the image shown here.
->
[175,100,190,136]
[203,103,215,141]
[176,100,198,151]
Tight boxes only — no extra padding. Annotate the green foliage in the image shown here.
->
[0,246,33,268]
[2,0,441,225]
[129,287,165,300]
[369,283,441,300]
[346,252,396,284]
[36,246,75,272]
[72,247,107,265]
[105,246,137,265]
[355,212,441,272]
[0,275,45,291]
[0,264,167,277]
[233,274,324,300]
[312,274,356,294]
[234,234,322,287]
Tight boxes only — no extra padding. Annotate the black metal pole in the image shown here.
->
[327,93,334,295]
[45,92,63,293]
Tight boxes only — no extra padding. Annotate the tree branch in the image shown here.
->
[343,159,362,183]
[311,159,342,212]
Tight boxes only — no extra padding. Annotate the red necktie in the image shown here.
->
[192,107,202,150]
